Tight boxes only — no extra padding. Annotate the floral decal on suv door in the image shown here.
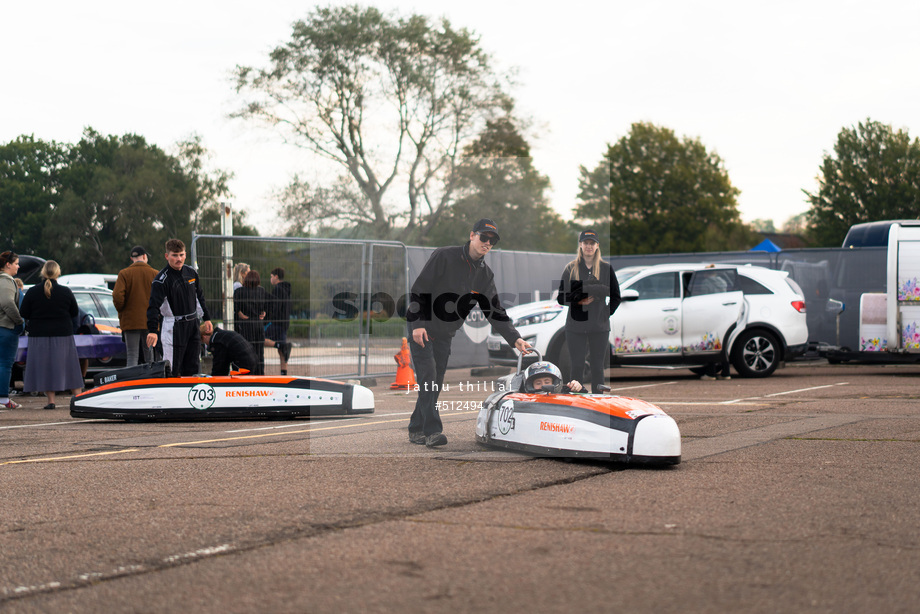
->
[898,277,920,301]
[613,330,680,354]
[683,332,723,352]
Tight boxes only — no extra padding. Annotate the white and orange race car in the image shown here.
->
[476,352,680,465]
[70,362,374,421]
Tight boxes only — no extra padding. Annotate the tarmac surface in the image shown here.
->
[1,360,919,613]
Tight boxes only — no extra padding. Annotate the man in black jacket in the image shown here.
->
[200,326,258,376]
[406,218,532,447]
[146,239,213,376]
[265,267,293,374]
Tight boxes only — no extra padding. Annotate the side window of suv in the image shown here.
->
[736,275,773,295]
[630,273,679,300]
[687,270,738,297]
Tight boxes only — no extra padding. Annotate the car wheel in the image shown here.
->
[731,329,780,378]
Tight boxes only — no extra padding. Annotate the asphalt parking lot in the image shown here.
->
[1,360,919,613]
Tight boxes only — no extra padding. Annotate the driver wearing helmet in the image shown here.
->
[522,361,584,393]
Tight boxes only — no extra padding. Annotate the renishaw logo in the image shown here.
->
[226,390,274,397]
[540,421,575,433]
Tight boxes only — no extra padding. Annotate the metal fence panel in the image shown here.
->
[191,236,890,374]
[192,236,408,379]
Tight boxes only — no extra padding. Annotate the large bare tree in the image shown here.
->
[232,5,511,240]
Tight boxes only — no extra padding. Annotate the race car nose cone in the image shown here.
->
[351,385,375,412]
[632,414,681,460]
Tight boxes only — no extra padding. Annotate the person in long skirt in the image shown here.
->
[19,261,83,409]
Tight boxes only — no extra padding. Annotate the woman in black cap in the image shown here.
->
[556,230,621,391]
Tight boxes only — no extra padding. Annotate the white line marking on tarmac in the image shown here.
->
[720,382,849,405]
[1,449,140,465]
[764,382,849,397]
[225,411,416,433]
[158,418,411,448]
[611,381,679,391]
[654,401,765,406]
[226,420,340,433]
[162,544,233,563]
[0,419,104,430]
[4,545,234,598]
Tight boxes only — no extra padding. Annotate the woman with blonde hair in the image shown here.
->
[19,260,83,409]
[232,262,250,291]
[556,230,621,392]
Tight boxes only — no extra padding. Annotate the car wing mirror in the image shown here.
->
[620,289,639,302]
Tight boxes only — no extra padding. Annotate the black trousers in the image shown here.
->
[408,335,452,436]
[565,329,609,392]
[171,320,202,376]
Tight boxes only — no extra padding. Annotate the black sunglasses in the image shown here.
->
[478,233,500,245]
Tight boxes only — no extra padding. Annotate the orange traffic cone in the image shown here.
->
[390,337,417,390]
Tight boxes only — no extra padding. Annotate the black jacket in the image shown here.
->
[234,285,268,342]
[269,281,292,327]
[147,264,211,333]
[557,259,621,333]
[207,326,257,375]
[407,242,521,345]
[20,280,79,337]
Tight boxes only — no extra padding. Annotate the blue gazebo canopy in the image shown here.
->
[751,238,781,252]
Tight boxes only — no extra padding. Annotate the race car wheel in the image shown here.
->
[731,329,780,378]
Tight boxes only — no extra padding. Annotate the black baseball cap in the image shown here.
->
[130,245,147,258]
[579,230,599,243]
[472,218,500,240]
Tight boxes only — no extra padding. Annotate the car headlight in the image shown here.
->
[513,310,561,328]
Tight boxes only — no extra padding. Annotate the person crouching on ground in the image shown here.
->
[200,325,258,376]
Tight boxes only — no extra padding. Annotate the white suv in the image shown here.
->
[487,263,808,378]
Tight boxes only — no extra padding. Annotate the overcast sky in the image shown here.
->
[4,0,919,236]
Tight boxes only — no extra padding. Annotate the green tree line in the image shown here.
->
[0,129,256,273]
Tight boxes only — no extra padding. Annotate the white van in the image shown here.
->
[58,274,118,291]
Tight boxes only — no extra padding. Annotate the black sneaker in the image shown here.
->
[425,432,448,447]
[409,431,426,445]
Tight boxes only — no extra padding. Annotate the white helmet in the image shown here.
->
[523,361,563,393]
